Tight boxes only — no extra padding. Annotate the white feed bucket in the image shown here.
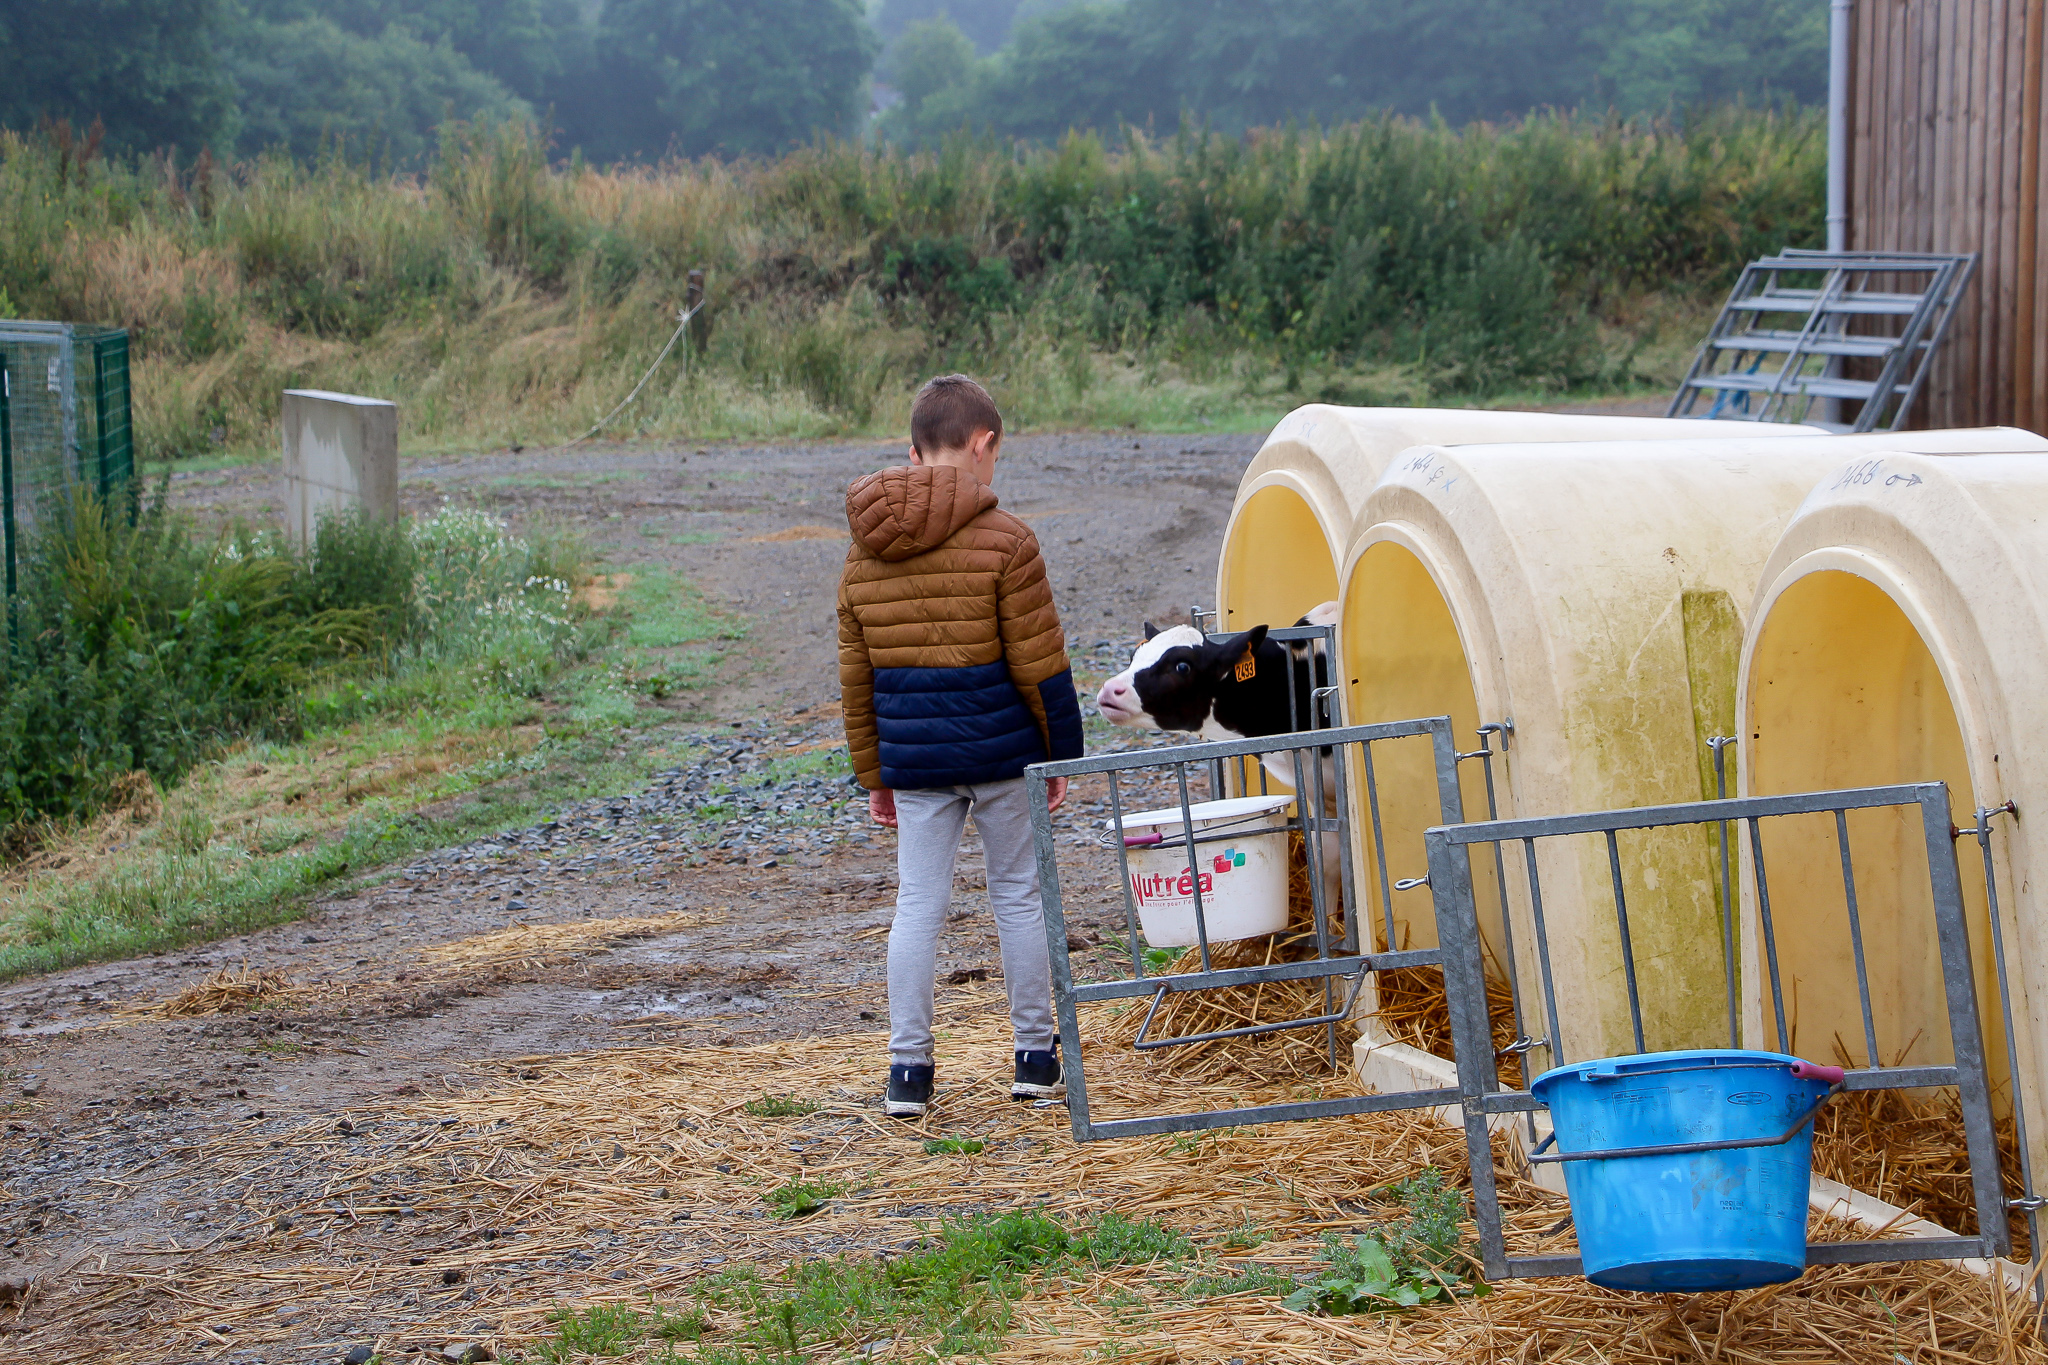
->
[1114,793,1297,947]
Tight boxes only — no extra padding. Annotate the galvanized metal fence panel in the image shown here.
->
[1424,782,2013,1280]
[1026,715,1471,1143]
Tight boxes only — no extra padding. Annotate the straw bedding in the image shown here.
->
[24,972,2048,1364]
[113,910,726,1021]
[1086,834,1359,1081]
[1813,1084,2034,1260]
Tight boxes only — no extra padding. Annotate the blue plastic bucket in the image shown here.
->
[1531,1049,1838,1292]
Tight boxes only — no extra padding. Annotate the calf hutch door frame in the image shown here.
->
[1030,724,2021,1284]
[1025,715,1473,1141]
[1432,782,2012,1281]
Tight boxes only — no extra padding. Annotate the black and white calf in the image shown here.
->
[1095,602,1339,745]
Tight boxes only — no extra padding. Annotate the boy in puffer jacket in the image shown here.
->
[837,374,1086,1117]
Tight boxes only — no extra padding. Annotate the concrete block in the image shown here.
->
[1352,1026,1566,1194]
[281,389,397,545]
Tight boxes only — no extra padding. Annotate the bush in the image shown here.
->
[0,493,580,835]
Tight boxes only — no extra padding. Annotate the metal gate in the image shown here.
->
[1426,782,2014,1279]
[1026,715,1469,1141]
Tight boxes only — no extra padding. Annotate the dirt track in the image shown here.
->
[0,431,1265,1361]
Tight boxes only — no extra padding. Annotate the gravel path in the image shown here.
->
[0,431,1254,1361]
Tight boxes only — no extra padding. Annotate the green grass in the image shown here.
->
[669,1208,1195,1359]
[743,1095,820,1118]
[0,530,744,979]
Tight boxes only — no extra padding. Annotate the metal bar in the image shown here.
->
[1106,769,1144,981]
[1605,829,1647,1054]
[1,355,13,615]
[1840,1065,1964,1091]
[92,337,109,505]
[1805,1237,2005,1266]
[1502,1255,1587,1278]
[1069,949,1442,1003]
[1431,782,1950,845]
[1425,821,1513,1279]
[1037,717,1454,778]
[1329,735,1359,955]
[1288,726,1338,1069]
[1077,1088,1465,1143]
[1709,736,1739,1048]
[1919,787,2012,1257]
[1518,837,1566,1069]
[1174,761,1211,973]
[1972,804,2042,1298]
[1834,808,1883,1070]
[1028,766,1095,1142]
[1748,815,1792,1051]
[1362,738,1398,953]
[1468,722,1536,1128]
[1133,974,1362,1051]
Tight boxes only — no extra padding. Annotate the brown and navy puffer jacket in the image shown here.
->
[837,464,1085,791]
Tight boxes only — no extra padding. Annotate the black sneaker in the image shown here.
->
[1011,1046,1064,1101]
[885,1064,934,1118]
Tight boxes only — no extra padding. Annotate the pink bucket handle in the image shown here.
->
[1123,832,1164,848]
[1789,1060,1846,1085]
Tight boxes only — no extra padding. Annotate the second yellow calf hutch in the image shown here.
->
[1216,406,1817,637]
[1738,441,2048,1191]
[1336,429,2043,1073]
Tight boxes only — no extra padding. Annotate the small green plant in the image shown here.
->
[1183,1262,1295,1299]
[1083,1211,1193,1267]
[743,1095,818,1118]
[763,1177,848,1219]
[650,1304,710,1340]
[1279,1168,1484,1317]
[538,1301,643,1359]
[1281,1235,1439,1315]
[922,1136,984,1155]
[1217,1214,1268,1250]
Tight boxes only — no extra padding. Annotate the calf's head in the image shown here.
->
[1095,623,1268,733]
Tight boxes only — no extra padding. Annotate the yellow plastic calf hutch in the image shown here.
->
[1215,406,1820,639]
[1737,439,2048,1187]
[1336,430,2040,1074]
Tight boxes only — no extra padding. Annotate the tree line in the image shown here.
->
[1,0,1824,165]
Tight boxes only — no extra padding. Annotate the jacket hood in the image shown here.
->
[845,464,999,562]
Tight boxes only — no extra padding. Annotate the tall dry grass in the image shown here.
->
[0,110,1823,455]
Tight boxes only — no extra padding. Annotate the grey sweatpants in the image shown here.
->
[888,777,1056,1066]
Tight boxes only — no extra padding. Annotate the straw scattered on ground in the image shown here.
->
[114,910,726,1021]
[21,976,2048,1365]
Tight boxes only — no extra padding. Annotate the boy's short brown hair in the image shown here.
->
[910,374,1002,456]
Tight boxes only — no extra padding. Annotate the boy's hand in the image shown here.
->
[869,788,898,828]
[1046,776,1068,812]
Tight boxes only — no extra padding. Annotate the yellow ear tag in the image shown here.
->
[1234,653,1256,683]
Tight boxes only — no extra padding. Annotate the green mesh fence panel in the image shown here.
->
[0,322,134,596]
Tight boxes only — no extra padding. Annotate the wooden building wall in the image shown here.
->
[1848,0,2047,431]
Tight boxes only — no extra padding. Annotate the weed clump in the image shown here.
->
[1281,1167,1487,1317]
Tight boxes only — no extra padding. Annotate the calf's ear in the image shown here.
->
[1142,622,1160,641]
[1206,625,1268,678]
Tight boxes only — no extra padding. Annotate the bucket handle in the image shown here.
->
[1528,1081,1843,1166]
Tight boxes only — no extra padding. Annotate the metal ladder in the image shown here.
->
[1668,249,1976,433]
